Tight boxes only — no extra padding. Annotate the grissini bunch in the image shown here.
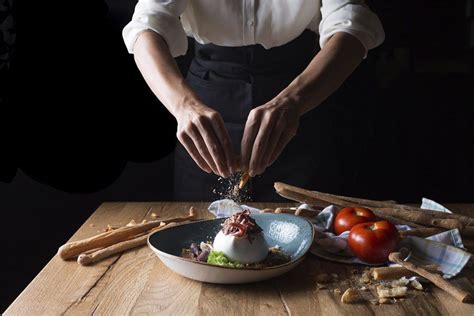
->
[77,222,180,266]
[274,182,474,237]
[58,207,197,261]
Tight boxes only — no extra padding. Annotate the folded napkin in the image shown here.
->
[208,198,471,278]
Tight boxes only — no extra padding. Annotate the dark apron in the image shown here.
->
[174,30,374,201]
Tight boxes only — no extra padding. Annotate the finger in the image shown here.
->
[178,133,212,173]
[261,119,284,170]
[249,117,273,176]
[240,109,262,173]
[196,118,229,177]
[234,154,242,172]
[249,128,271,176]
[187,125,220,175]
[267,129,296,166]
[210,114,236,175]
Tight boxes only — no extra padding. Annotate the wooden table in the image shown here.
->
[5,202,474,315]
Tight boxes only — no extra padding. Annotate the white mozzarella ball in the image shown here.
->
[213,230,268,264]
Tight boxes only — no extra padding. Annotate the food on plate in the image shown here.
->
[207,250,244,268]
[334,207,376,235]
[213,210,268,263]
[348,220,399,264]
[182,210,291,268]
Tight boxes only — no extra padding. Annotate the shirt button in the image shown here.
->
[248,20,255,27]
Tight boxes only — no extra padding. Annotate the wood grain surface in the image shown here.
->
[5,202,474,315]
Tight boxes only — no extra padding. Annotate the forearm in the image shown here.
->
[274,32,366,115]
[133,31,200,117]
[133,31,236,176]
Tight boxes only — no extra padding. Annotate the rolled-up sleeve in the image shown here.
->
[123,0,188,57]
[319,0,385,57]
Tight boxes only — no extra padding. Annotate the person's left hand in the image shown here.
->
[240,99,300,176]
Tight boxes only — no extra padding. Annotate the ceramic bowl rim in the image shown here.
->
[147,215,315,271]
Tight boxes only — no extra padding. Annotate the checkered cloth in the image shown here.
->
[309,198,471,278]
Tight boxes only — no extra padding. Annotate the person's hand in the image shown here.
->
[175,102,236,177]
[240,100,300,176]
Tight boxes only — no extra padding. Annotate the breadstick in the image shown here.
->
[389,252,472,303]
[371,211,424,227]
[275,207,297,214]
[294,208,320,218]
[399,227,444,238]
[431,218,464,230]
[461,226,474,237]
[77,223,175,266]
[371,264,440,280]
[239,172,250,189]
[58,207,197,260]
[274,182,474,226]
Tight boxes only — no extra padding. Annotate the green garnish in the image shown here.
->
[207,251,243,268]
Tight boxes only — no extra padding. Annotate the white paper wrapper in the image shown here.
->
[208,199,260,218]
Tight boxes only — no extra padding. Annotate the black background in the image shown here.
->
[1,0,473,311]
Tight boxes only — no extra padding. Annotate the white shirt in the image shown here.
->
[123,0,384,58]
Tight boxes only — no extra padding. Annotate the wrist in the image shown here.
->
[168,81,205,118]
[268,91,305,117]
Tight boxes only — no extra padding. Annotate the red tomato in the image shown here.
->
[334,207,376,235]
[348,221,399,264]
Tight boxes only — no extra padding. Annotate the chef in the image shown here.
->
[123,0,384,201]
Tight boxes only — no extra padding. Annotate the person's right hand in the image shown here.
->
[175,102,236,177]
